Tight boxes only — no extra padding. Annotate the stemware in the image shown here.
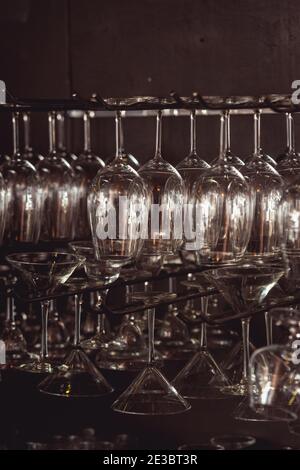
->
[194,111,253,265]
[138,110,183,256]
[2,112,41,243]
[245,110,277,167]
[204,264,285,397]
[176,110,210,251]
[6,252,84,373]
[277,114,300,184]
[38,291,114,398]
[37,112,78,241]
[210,110,245,168]
[242,111,284,260]
[105,112,139,170]
[73,111,105,239]
[88,111,147,267]
[112,298,191,415]
[172,275,230,399]
[249,345,299,422]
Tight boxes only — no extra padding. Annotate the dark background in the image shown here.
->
[0,0,299,165]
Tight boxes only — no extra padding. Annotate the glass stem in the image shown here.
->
[200,296,208,349]
[241,317,250,382]
[218,112,226,162]
[56,112,66,152]
[96,289,108,335]
[6,290,15,325]
[226,110,231,152]
[83,112,92,153]
[74,293,83,347]
[190,109,196,154]
[40,300,50,360]
[12,111,20,156]
[154,110,162,160]
[287,113,295,153]
[254,110,261,155]
[23,112,31,152]
[147,308,156,365]
[115,111,125,157]
[264,311,273,346]
[48,111,57,153]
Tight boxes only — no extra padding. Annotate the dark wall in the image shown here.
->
[0,0,300,164]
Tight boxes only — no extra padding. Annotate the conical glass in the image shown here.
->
[6,252,84,373]
[112,302,190,415]
[88,111,147,267]
[38,292,113,397]
[138,111,183,256]
[242,111,284,260]
[37,112,78,241]
[2,112,42,243]
[194,111,253,265]
[73,112,105,239]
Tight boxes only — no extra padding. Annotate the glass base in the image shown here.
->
[112,365,190,415]
[172,349,230,399]
[81,333,111,351]
[210,434,256,450]
[233,398,297,422]
[17,358,54,374]
[38,348,114,398]
[221,377,249,397]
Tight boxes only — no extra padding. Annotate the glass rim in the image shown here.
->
[6,252,85,267]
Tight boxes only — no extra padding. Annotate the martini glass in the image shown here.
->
[6,252,84,373]
[194,111,253,265]
[74,111,105,239]
[88,111,147,267]
[2,111,42,243]
[204,264,285,397]
[38,291,114,398]
[37,112,78,241]
[176,110,210,252]
[112,293,190,415]
[242,111,284,260]
[210,110,245,168]
[69,241,120,352]
[138,110,183,256]
[172,275,230,399]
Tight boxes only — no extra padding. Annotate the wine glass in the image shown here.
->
[138,110,183,256]
[210,110,244,168]
[37,112,79,241]
[249,344,299,422]
[204,263,285,397]
[176,110,210,252]
[6,252,84,373]
[88,111,147,267]
[194,111,253,265]
[172,275,230,399]
[2,112,42,243]
[277,114,300,182]
[73,111,105,239]
[242,110,284,260]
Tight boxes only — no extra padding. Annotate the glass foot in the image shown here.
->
[172,349,230,399]
[81,334,110,351]
[234,398,297,422]
[210,434,256,450]
[112,365,190,415]
[221,378,249,397]
[38,348,113,398]
[17,359,54,374]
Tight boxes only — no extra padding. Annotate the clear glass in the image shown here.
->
[37,112,79,241]
[73,112,105,239]
[176,110,210,251]
[242,111,284,260]
[88,111,147,267]
[194,111,253,265]
[249,345,299,422]
[245,110,277,167]
[2,112,42,243]
[138,111,183,256]
[6,252,84,373]
[210,111,245,168]
[277,113,300,184]
[22,112,44,163]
